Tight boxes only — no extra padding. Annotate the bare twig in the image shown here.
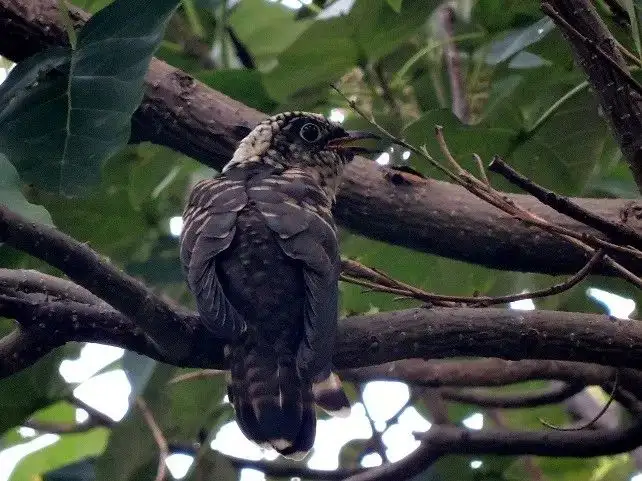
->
[539,371,620,431]
[168,369,225,384]
[489,156,642,250]
[136,397,169,481]
[341,249,604,307]
[439,381,586,408]
[337,88,642,288]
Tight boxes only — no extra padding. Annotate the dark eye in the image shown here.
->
[299,122,322,143]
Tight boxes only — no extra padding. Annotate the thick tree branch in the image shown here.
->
[0,268,107,306]
[1,0,642,276]
[542,0,642,191]
[0,206,195,358]
[6,287,642,379]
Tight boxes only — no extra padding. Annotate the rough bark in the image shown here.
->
[1,0,641,277]
[544,0,642,191]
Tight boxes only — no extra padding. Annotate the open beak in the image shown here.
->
[327,131,382,155]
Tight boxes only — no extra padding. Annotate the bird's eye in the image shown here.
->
[299,123,322,143]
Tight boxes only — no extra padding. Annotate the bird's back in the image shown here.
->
[216,173,317,457]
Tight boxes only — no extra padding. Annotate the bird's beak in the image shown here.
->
[327,131,382,155]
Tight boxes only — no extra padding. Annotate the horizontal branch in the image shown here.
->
[348,388,642,481]
[5,287,642,379]
[1,0,642,276]
[439,382,586,408]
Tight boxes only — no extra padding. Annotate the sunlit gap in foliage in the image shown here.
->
[631,472,642,481]
[462,412,484,430]
[169,216,184,237]
[0,435,59,481]
[375,153,390,165]
[587,288,636,319]
[328,108,346,123]
[268,0,312,10]
[165,453,195,480]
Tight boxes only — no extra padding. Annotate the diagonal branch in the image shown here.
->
[489,156,642,250]
[542,0,642,191]
[0,205,195,359]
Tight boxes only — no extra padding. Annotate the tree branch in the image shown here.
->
[0,205,195,359]
[1,0,642,277]
[6,283,642,379]
[439,381,586,408]
[0,268,107,306]
[542,0,642,191]
[489,156,642,250]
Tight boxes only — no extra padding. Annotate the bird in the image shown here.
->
[179,111,379,458]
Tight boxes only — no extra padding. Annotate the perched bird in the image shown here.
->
[180,112,378,458]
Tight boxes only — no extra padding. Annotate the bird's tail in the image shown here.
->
[228,344,316,459]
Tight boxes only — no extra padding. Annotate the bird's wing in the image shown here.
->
[248,168,340,382]
[180,173,248,340]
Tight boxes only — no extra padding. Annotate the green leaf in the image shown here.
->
[0,346,78,435]
[95,363,227,481]
[228,0,312,70]
[0,154,52,225]
[485,18,555,65]
[472,0,542,32]
[403,108,517,179]
[386,0,403,12]
[0,0,180,196]
[9,429,108,481]
[625,0,642,60]
[194,69,278,113]
[262,0,440,102]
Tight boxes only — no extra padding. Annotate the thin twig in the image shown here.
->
[341,249,604,307]
[136,397,169,481]
[168,369,225,384]
[336,86,642,289]
[473,153,490,186]
[489,156,642,250]
[539,370,619,431]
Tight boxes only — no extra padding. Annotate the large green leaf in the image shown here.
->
[262,0,440,102]
[228,0,312,70]
[0,0,179,196]
[10,420,107,481]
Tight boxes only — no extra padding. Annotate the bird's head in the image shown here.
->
[223,112,379,187]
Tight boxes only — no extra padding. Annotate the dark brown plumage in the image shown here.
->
[180,112,377,457]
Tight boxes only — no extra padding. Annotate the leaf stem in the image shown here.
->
[57,0,77,50]
[529,81,588,133]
